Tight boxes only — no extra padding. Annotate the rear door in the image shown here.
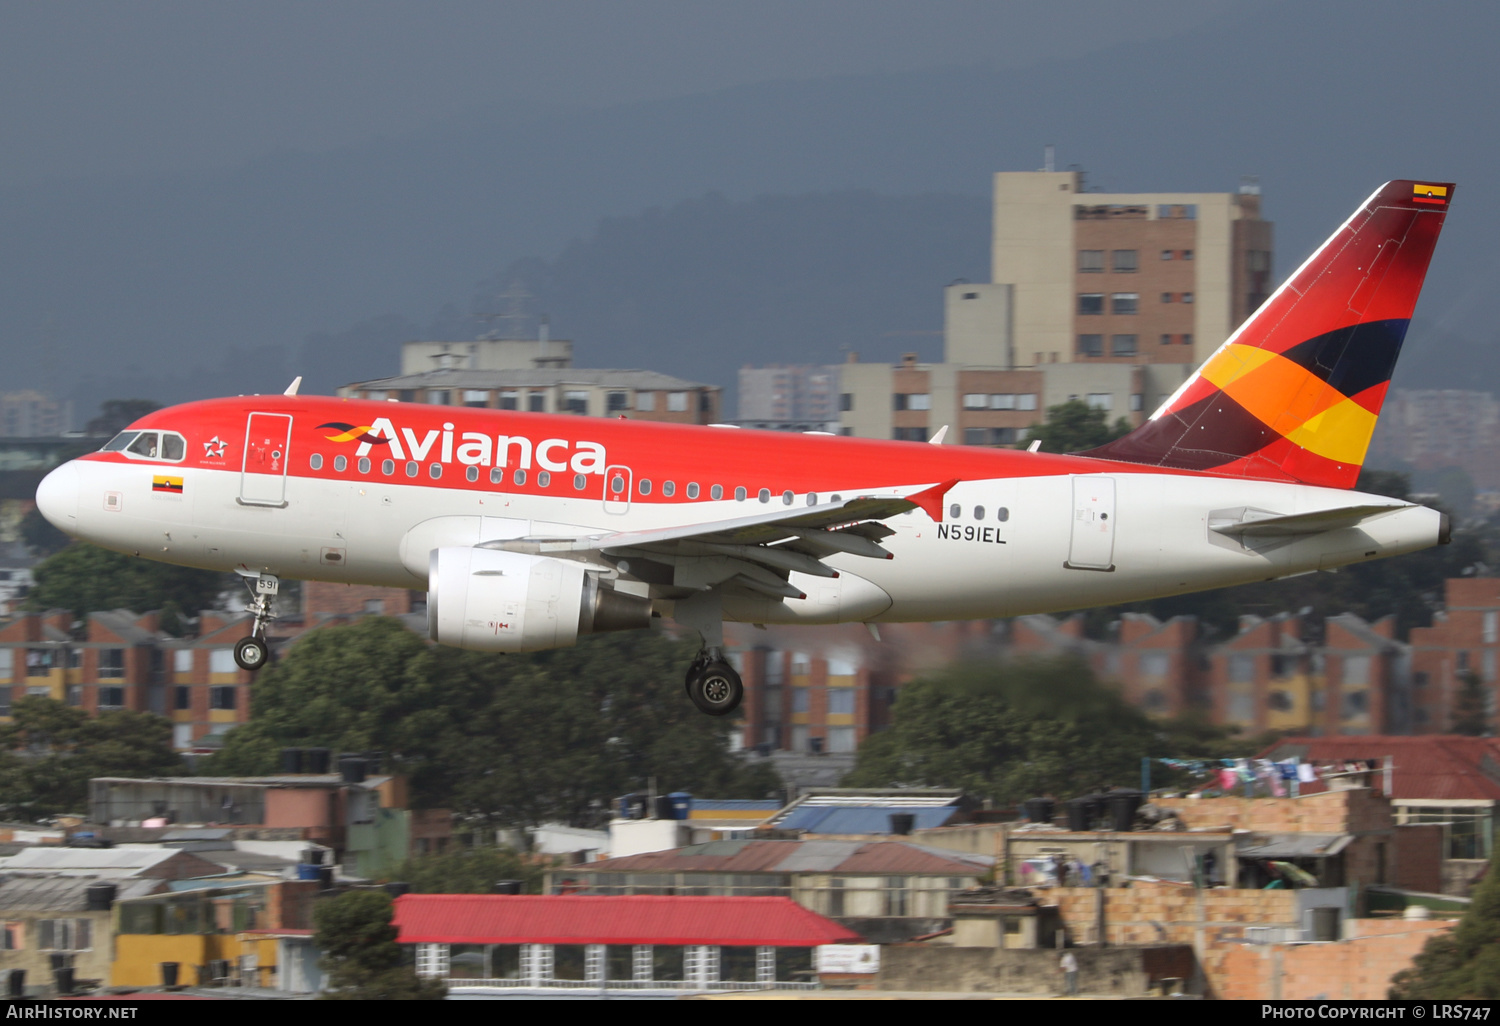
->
[1066,475,1115,571]
[240,413,292,507]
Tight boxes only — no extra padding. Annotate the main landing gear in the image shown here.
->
[685,648,744,717]
[232,572,279,672]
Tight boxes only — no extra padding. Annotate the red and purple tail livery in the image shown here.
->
[1086,180,1453,489]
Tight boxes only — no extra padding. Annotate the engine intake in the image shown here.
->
[428,547,651,653]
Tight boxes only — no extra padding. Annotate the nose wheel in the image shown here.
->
[685,649,743,717]
[233,571,280,673]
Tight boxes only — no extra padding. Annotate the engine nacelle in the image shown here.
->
[427,547,652,653]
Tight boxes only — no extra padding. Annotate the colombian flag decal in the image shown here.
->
[152,476,184,494]
[1413,183,1448,205]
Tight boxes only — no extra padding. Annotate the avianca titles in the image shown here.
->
[35,180,1456,716]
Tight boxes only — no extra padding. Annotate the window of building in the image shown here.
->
[1485,611,1498,643]
[1086,394,1112,411]
[1076,334,1104,358]
[1161,249,1174,260]
[962,291,979,299]
[1342,656,1371,686]
[1111,335,1138,356]
[1078,250,1104,273]
[1161,292,1174,304]
[1181,292,1195,304]
[1182,334,1193,347]
[175,686,191,711]
[98,649,125,678]
[1228,692,1254,722]
[210,648,236,675]
[1139,652,1170,677]
[98,687,125,709]
[0,650,10,681]
[963,428,987,445]
[606,391,629,413]
[1486,649,1497,683]
[1458,651,1471,671]
[1227,654,1255,683]
[26,650,52,677]
[463,390,489,407]
[1158,204,1197,220]
[0,689,9,716]
[963,394,988,410]
[1130,394,1143,411]
[210,686,236,710]
[907,393,931,411]
[173,649,192,674]
[1161,334,1173,346]
[636,391,656,412]
[1110,293,1139,315]
[1077,293,1104,315]
[1182,249,1194,260]
[1414,671,1429,688]
[839,393,853,412]
[1268,690,1294,712]
[64,685,81,707]
[528,393,546,412]
[667,392,689,413]
[792,688,810,713]
[1112,249,1138,273]
[828,689,856,715]
[1017,394,1037,411]
[37,919,90,952]
[562,391,588,415]
[987,394,1014,410]
[893,428,926,441]
[428,390,450,406]
[1247,250,1271,272]
[827,727,857,754]
[1342,690,1369,718]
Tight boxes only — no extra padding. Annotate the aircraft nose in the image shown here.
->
[35,462,80,534]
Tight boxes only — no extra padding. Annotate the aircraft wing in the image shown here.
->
[480,479,957,599]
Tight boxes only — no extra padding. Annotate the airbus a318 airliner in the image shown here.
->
[35,180,1454,717]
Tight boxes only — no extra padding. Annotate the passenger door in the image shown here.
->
[240,413,292,507]
[1066,475,1115,571]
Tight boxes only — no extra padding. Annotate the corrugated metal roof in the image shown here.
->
[1239,834,1352,859]
[0,875,161,910]
[1260,736,1500,801]
[779,805,959,834]
[0,848,181,871]
[580,839,991,876]
[392,895,862,947]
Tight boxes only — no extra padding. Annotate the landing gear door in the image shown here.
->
[1065,475,1115,571]
[240,413,292,508]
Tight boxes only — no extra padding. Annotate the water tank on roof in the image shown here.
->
[84,883,116,911]
[304,748,332,774]
[279,748,305,774]
[339,757,367,784]
[1022,798,1056,825]
[1107,790,1144,832]
[666,792,693,820]
[384,882,410,898]
[492,880,523,895]
[889,813,916,835]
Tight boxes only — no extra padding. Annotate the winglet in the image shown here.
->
[906,478,959,522]
[283,376,303,397]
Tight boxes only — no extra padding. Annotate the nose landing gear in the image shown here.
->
[232,572,279,672]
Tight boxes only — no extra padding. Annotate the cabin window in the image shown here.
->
[309,454,324,471]
[783,491,794,505]
[358,457,370,474]
[758,488,771,503]
[997,507,1010,522]
[334,455,347,472]
[709,485,721,500]
[537,471,551,487]
[807,493,818,505]
[382,459,394,476]
[573,474,587,490]
[406,461,418,478]
[735,487,747,501]
[428,463,442,479]
[688,483,701,499]
[662,481,675,497]
[949,504,960,519]
[973,506,985,520]
[465,466,478,482]
[639,479,652,495]
[490,468,503,484]
[513,469,527,486]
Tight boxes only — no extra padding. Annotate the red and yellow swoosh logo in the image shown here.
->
[317,422,392,445]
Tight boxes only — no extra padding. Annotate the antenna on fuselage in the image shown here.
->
[283,377,303,397]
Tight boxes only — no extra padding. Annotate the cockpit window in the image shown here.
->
[127,433,160,458]
[114,430,187,462]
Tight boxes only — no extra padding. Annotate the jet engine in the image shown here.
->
[427,547,652,653]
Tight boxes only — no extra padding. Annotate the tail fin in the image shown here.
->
[1084,180,1453,488]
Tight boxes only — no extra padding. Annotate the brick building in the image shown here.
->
[1408,577,1500,733]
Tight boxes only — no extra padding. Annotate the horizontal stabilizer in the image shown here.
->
[1209,503,1408,538]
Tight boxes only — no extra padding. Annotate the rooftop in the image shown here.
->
[574,838,992,876]
[0,875,160,911]
[1260,735,1500,802]
[393,894,863,947]
[345,367,713,392]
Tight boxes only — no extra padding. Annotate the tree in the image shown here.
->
[25,544,225,621]
[1023,399,1131,454]
[85,400,161,438]
[19,506,71,558]
[841,657,1160,804]
[386,846,549,895]
[1391,858,1500,998]
[1451,670,1492,736]
[207,619,780,826]
[313,889,445,1000]
[0,698,183,819]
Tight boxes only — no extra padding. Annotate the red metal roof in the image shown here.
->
[392,894,862,947]
[1261,735,1500,801]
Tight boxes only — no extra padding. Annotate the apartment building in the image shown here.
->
[836,170,1272,444]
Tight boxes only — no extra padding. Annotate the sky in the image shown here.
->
[0,0,1249,187]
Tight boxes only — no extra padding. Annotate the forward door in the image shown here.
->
[240,413,292,507]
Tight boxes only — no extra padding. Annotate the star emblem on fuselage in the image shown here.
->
[203,436,227,458]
